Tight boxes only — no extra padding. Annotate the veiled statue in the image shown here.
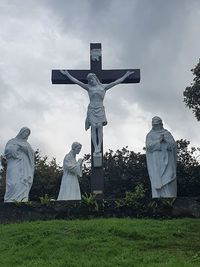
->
[4,127,35,202]
[146,117,177,198]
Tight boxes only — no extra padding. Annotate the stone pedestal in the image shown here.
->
[0,197,200,224]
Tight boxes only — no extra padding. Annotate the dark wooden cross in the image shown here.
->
[52,43,140,199]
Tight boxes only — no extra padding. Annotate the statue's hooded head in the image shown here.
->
[152,116,163,130]
[87,73,100,86]
[16,127,31,140]
[152,116,162,125]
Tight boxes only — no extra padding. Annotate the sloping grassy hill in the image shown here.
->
[0,218,200,267]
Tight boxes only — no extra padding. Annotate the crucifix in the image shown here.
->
[52,43,140,198]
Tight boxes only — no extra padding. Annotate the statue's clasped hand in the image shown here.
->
[78,158,83,165]
[159,134,164,143]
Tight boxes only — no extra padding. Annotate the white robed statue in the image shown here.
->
[146,116,177,198]
[4,127,35,202]
[57,142,83,200]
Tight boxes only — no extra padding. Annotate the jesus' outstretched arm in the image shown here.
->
[104,71,134,91]
[60,70,88,90]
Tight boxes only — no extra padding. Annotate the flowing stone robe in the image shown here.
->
[146,128,177,198]
[57,151,82,200]
[4,137,35,202]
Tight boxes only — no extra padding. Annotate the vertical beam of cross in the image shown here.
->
[89,43,104,197]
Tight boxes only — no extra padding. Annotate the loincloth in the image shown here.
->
[85,105,107,130]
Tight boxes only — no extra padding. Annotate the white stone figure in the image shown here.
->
[4,127,35,202]
[57,142,83,201]
[146,116,177,198]
[60,70,134,155]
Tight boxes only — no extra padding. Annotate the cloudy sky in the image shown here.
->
[0,0,200,164]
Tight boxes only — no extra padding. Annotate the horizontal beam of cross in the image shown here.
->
[52,69,140,84]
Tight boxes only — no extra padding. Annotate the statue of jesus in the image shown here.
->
[60,70,134,154]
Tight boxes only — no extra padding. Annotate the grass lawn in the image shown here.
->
[0,218,200,267]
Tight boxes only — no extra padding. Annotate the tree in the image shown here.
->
[29,150,63,201]
[103,147,150,198]
[183,59,200,120]
[176,139,200,196]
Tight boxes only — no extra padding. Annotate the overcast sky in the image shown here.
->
[0,0,200,164]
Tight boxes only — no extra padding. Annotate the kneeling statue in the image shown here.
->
[57,142,83,201]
